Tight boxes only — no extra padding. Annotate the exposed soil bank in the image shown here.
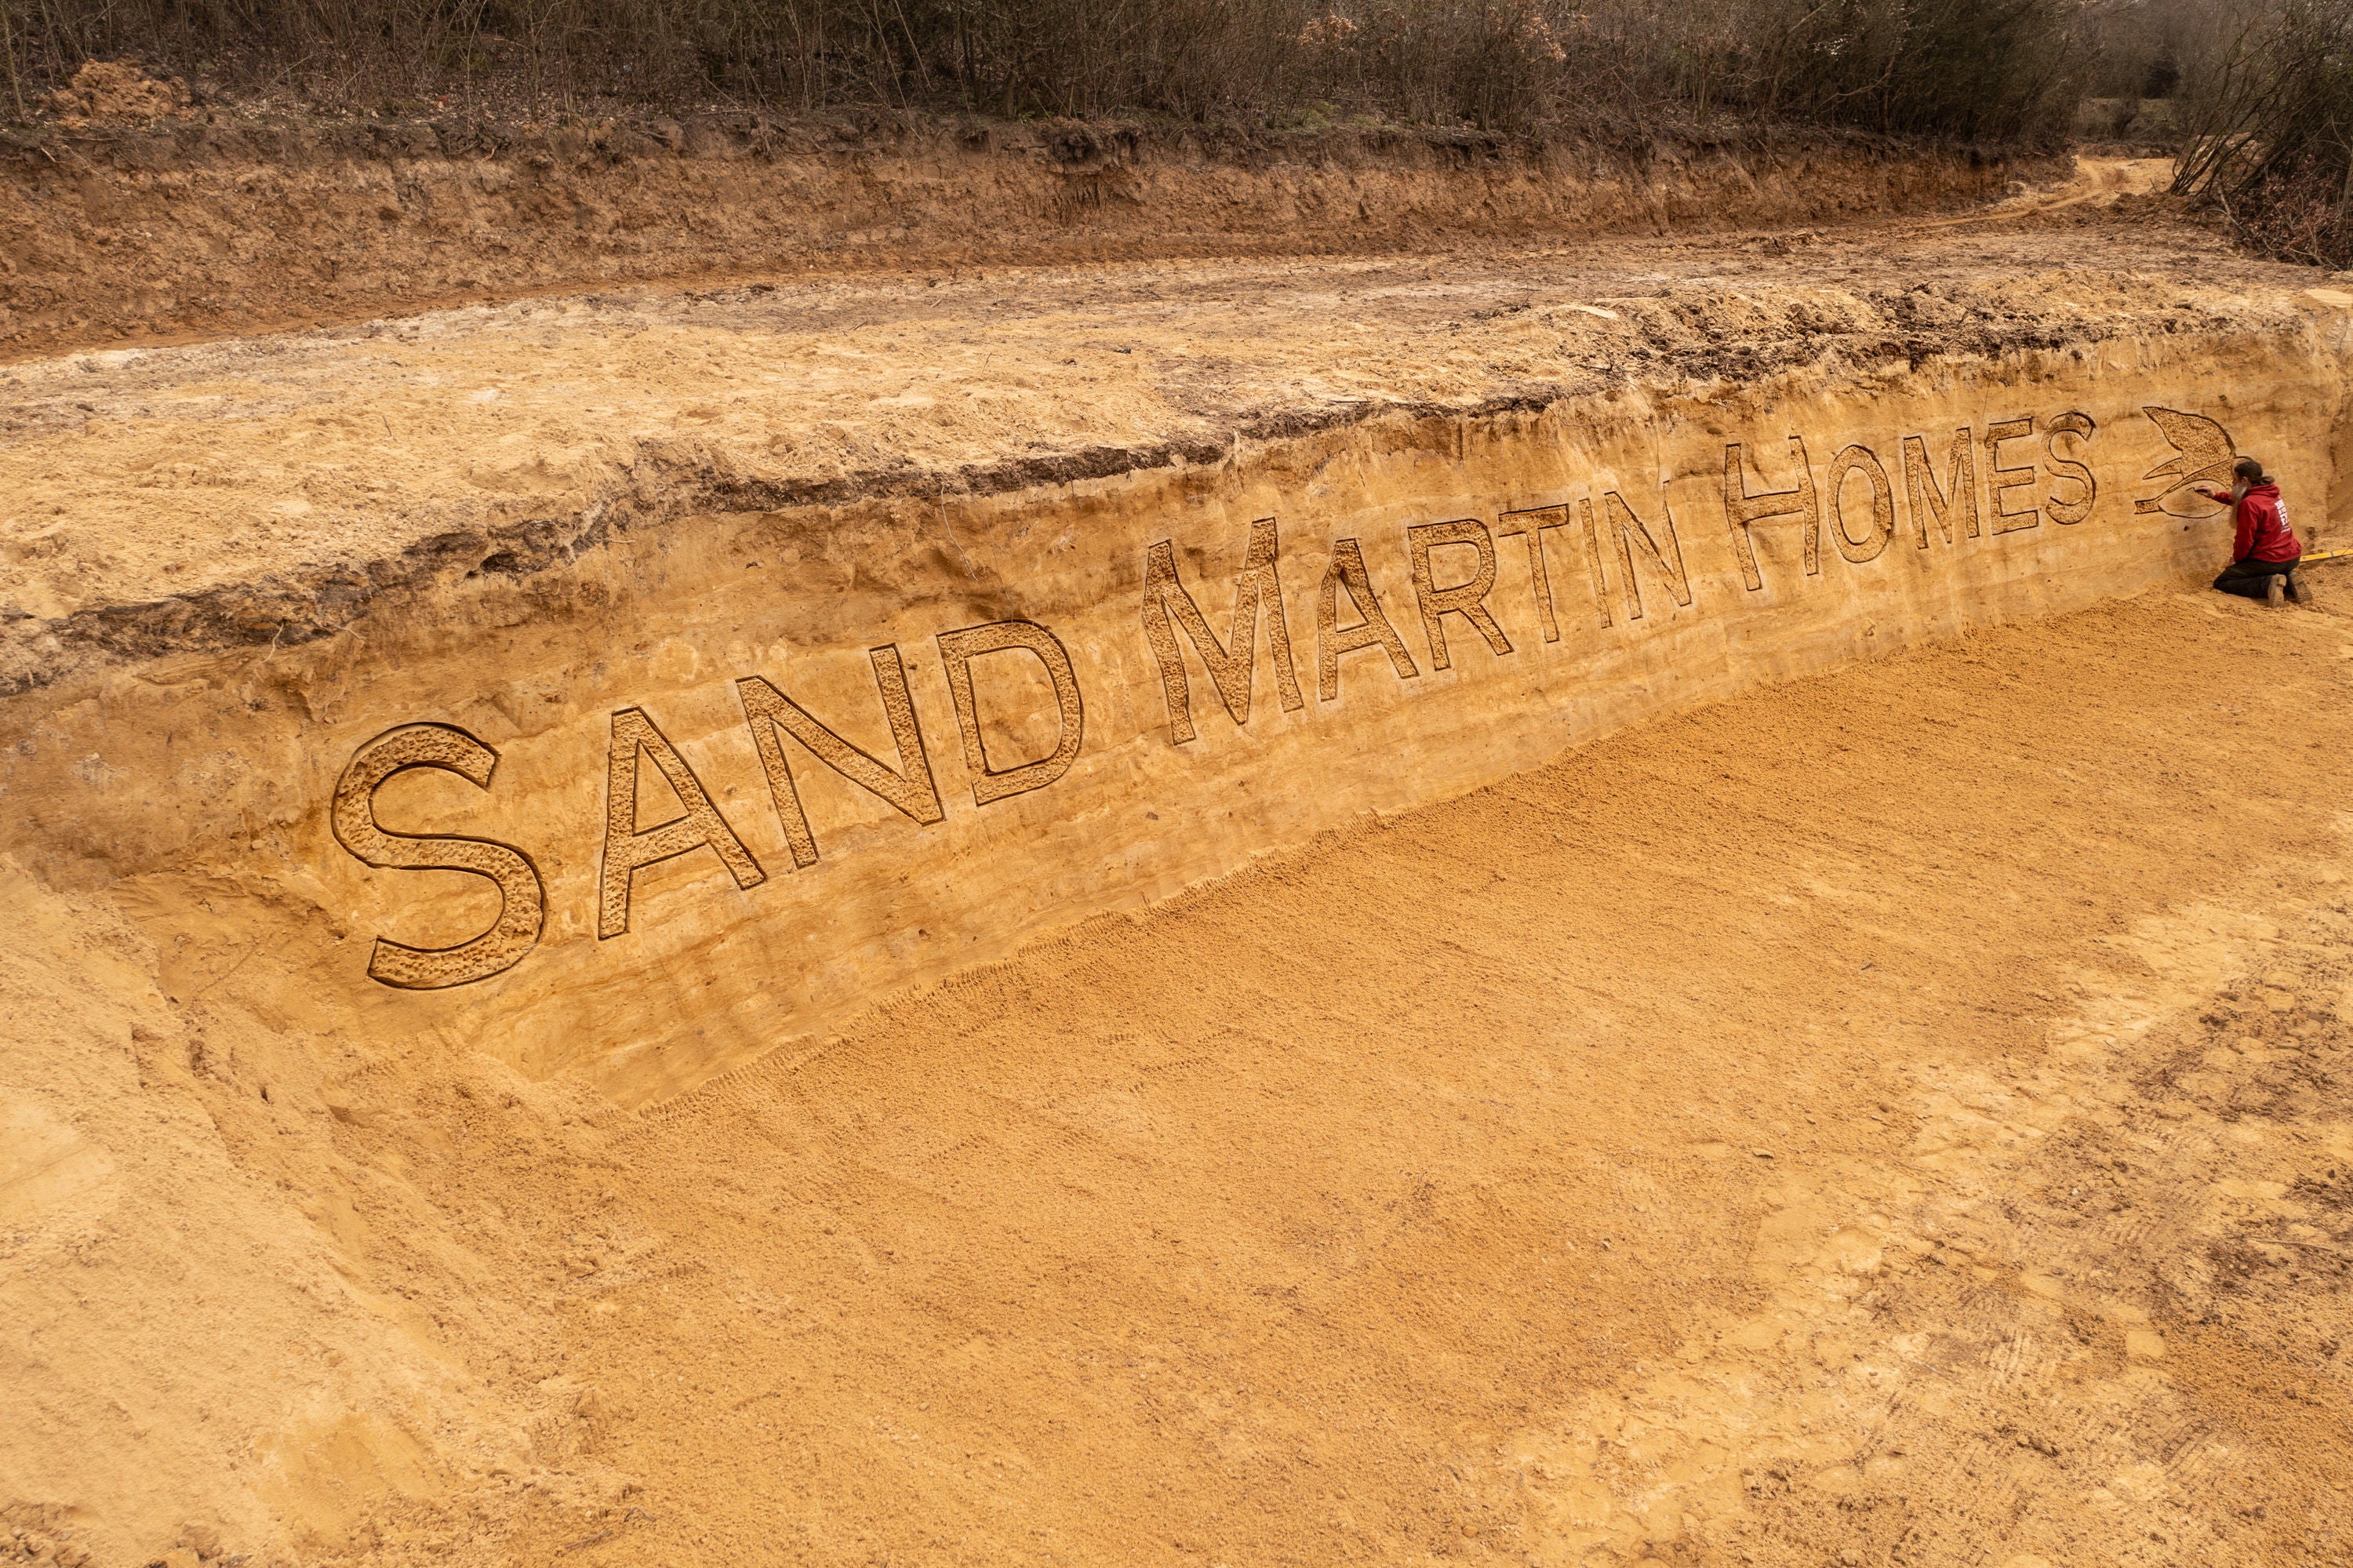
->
[0,112,2057,358]
[7,324,2345,1115]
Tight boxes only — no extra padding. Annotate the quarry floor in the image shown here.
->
[21,585,2351,1568]
[6,162,2353,1567]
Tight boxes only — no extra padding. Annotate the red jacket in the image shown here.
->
[2199,481,2300,564]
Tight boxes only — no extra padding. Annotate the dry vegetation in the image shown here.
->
[2173,0,2353,268]
[1,0,2116,141]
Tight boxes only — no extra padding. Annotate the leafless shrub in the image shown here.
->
[2173,0,2353,267]
[1753,0,2094,143]
[0,0,2095,144]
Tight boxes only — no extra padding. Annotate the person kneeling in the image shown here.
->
[2202,457,2302,604]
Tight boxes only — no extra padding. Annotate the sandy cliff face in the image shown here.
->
[5,326,2343,1114]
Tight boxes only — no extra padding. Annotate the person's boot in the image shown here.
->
[2268,574,2286,607]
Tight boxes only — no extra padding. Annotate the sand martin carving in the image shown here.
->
[2135,406,2237,515]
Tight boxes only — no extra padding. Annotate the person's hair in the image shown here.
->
[2234,456,2268,482]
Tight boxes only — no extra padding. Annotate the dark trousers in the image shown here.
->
[2213,557,2300,600]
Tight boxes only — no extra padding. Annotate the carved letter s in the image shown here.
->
[332,723,544,989]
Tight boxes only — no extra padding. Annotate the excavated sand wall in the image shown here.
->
[2,330,2340,1106]
[0,119,2054,355]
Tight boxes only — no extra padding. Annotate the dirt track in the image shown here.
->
[6,158,2353,1568]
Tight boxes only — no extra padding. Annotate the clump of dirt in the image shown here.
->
[42,60,191,126]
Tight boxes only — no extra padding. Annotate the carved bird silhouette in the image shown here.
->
[2136,406,2238,513]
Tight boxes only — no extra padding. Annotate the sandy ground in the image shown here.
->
[8,159,2353,1566]
[398,587,2353,1568]
[11,584,2353,1567]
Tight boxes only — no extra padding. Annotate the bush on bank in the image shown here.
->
[0,0,2103,144]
